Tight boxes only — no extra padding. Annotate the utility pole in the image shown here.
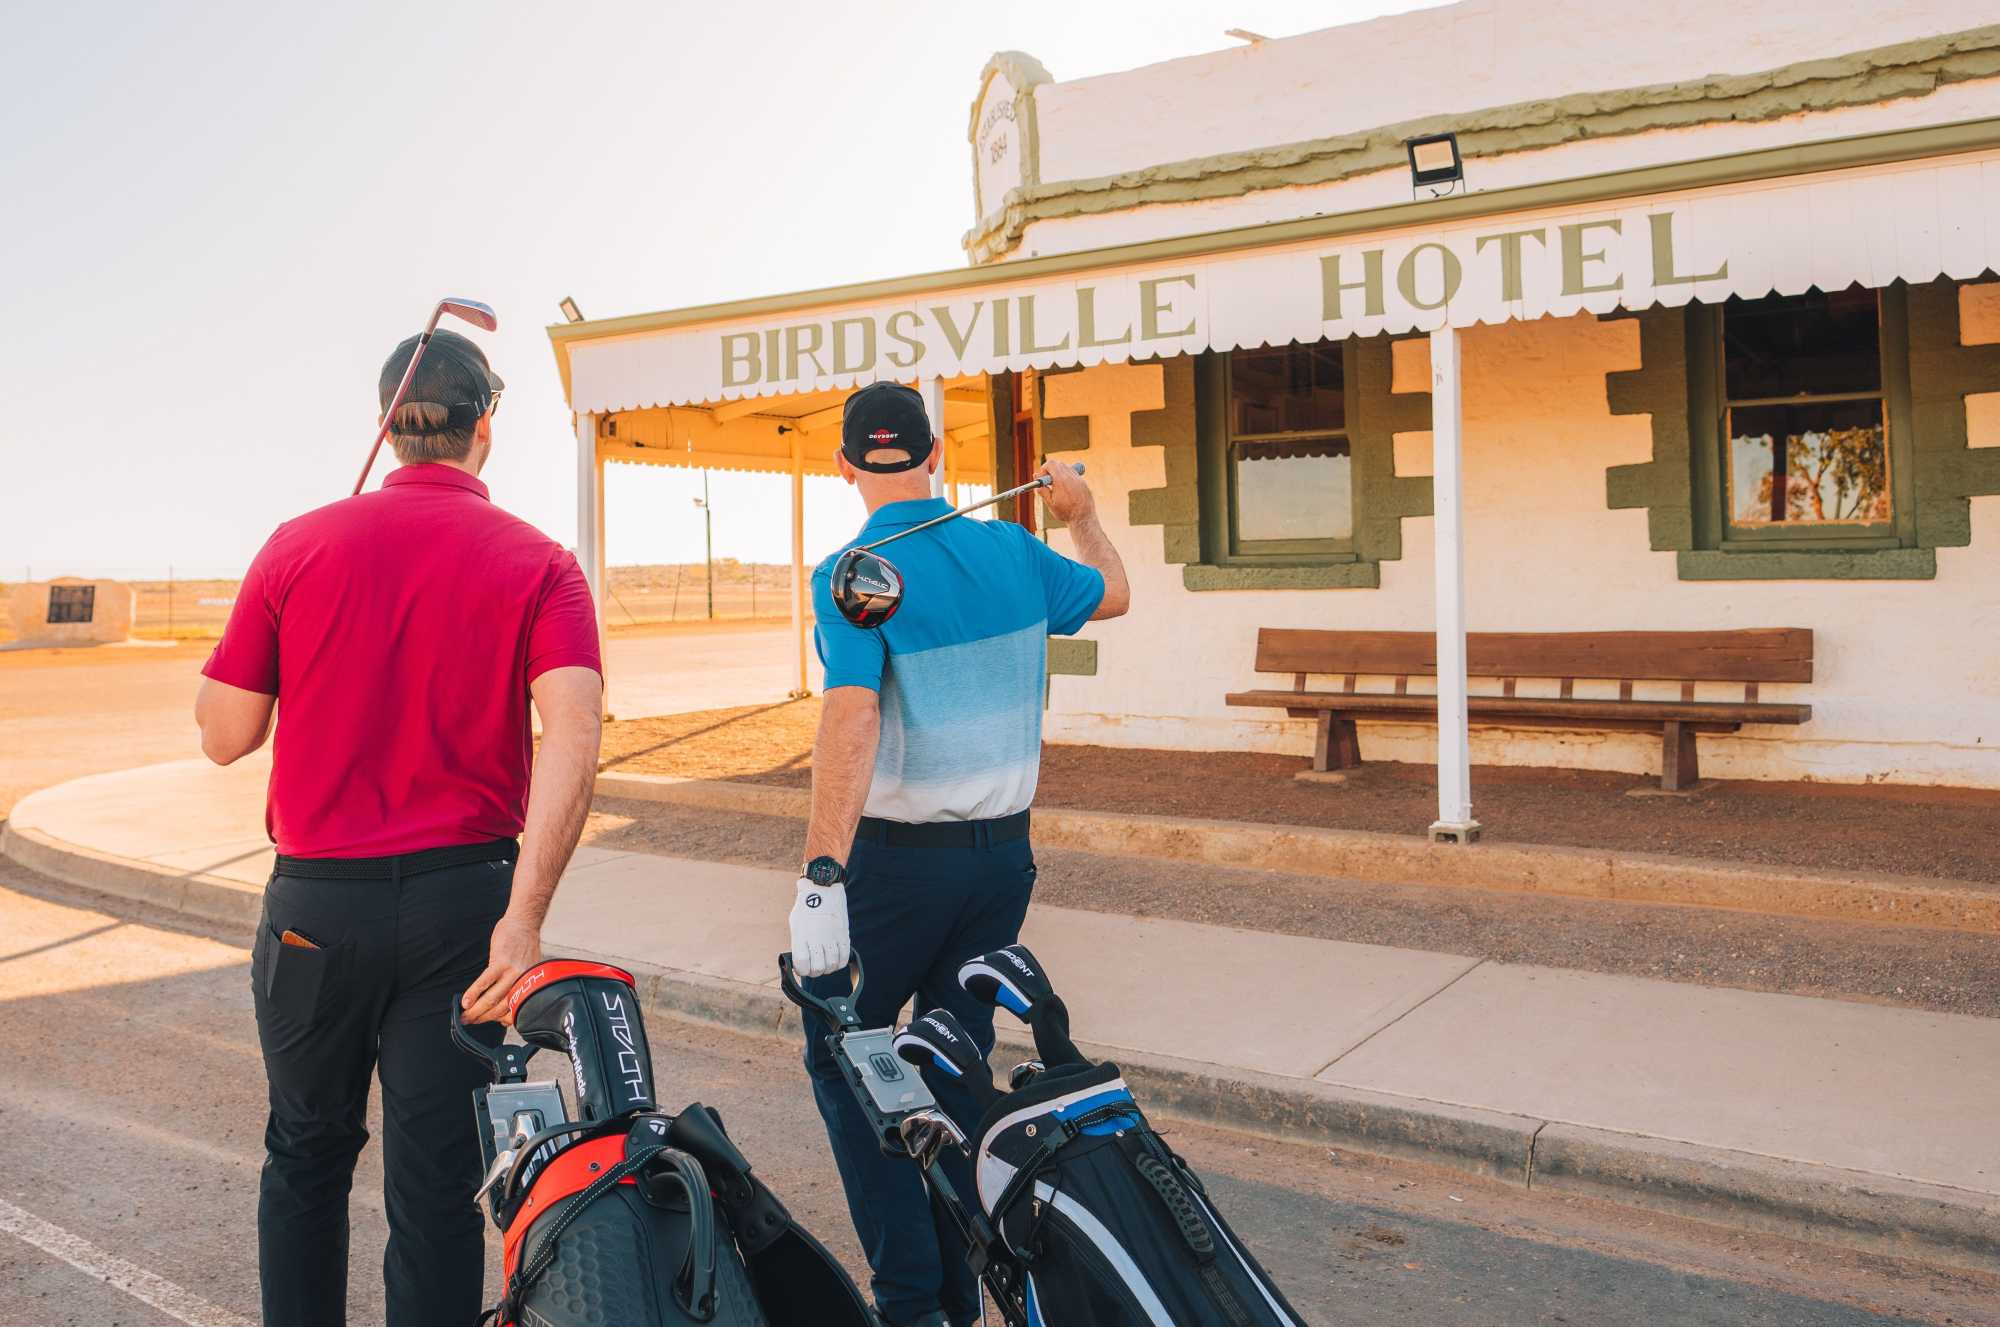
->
[694,472,715,620]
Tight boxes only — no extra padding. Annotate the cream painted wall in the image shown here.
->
[1040,304,2000,788]
[1033,0,2000,184]
[1013,80,2000,260]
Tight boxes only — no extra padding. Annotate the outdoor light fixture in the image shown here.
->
[1405,131,1465,198]
[559,296,585,324]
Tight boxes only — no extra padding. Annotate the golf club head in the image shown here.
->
[438,297,498,332]
[1008,1059,1046,1092]
[830,547,903,629]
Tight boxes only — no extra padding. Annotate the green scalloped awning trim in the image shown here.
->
[1046,637,1098,676]
[966,27,2000,262]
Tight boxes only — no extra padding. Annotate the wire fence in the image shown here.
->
[0,561,795,644]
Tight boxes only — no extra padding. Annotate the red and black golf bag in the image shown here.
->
[453,960,877,1327]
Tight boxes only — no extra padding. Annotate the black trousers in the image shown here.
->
[252,853,511,1327]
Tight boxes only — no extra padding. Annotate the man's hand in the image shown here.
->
[1038,460,1095,526]
[789,878,850,977]
[461,914,544,1024]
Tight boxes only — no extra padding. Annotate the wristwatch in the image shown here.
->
[803,855,847,888]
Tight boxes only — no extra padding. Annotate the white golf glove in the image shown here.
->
[789,877,850,978]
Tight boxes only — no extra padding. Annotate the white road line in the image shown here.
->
[0,1197,256,1327]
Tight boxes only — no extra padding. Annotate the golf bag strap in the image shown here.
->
[1131,1146,1256,1327]
[491,1145,718,1327]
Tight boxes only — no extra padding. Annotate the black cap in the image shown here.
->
[841,382,936,474]
[378,329,506,434]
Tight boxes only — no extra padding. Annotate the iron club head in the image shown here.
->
[437,297,498,331]
[829,546,905,629]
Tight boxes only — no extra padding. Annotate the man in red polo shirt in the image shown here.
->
[195,328,603,1327]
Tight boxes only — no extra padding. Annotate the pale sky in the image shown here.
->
[0,0,1439,581]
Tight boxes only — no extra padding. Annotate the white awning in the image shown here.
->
[554,124,2000,415]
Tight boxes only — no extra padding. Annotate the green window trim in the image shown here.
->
[1190,338,1432,590]
[1687,287,1917,554]
[1607,279,2000,581]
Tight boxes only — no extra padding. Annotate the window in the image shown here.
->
[1213,343,1356,558]
[46,584,95,625]
[1691,285,1913,552]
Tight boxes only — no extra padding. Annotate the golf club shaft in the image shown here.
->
[352,307,447,496]
[860,463,1085,553]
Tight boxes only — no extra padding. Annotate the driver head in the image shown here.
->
[830,547,903,629]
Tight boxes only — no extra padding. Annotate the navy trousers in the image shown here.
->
[802,832,1037,1327]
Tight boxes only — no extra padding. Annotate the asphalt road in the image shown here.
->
[1,861,1994,1327]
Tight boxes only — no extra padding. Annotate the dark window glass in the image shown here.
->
[1225,344,1352,548]
[47,585,96,624]
[1229,344,1345,436]
[1720,288,1889,530]
[1723,287,1880,400]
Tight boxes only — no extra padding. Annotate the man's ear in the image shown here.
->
[835,450,858,487]
[926,440,942,475]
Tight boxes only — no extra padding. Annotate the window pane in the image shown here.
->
[1723,287,1880,400]
[1230,344,1344,435]
[1727,400,1889,526]
[1234,439,1352,542]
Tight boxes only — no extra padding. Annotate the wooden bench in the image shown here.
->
[1225,628,1813,792]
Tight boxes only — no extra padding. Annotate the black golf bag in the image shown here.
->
[782,947,1308,1327]
[455,960,878,1327]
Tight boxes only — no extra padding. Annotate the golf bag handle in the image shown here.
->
[777,951,866,1030]
[449,998,540,1085]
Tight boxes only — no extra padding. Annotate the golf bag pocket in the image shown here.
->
[973,1064,1306,1327]
[496,1127,768,1327]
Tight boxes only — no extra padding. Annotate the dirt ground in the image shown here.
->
[583,796,2000,1018]
[597,699,2000,887]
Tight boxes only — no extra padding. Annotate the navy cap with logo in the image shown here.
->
[841,382,936,474]
[377,329,506,435]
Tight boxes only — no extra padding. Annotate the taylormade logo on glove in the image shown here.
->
[790,877,850,977]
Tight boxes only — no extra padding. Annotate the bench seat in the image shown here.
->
[1223,628,1814,792]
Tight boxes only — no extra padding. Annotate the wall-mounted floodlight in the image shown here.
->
[1405,132,1464,198]
[559,296,585,324]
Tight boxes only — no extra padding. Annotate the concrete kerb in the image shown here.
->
[8,796,1999,1276]
[595,772,2000,934]
[0,818,263,930]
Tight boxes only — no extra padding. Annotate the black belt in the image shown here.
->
[272,837,518,880]
[853,810,1030,850]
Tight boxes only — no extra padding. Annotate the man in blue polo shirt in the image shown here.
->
[789,381,1129,1327]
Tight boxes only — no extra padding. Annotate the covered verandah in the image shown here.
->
[549,122,2000,839]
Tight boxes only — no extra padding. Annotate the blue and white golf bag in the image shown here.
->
[901,944,1309,1327]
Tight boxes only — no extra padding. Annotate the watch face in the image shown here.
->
[806,856,844,888]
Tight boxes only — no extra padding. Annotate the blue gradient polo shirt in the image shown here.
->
[813,499,1104,823]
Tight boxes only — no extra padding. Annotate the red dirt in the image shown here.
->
[597,699,2000,887]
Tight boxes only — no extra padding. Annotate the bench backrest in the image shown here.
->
[1253,629,1813,684]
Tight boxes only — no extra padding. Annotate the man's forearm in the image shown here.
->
[1067,511,1130,619]
[512,678,604,927]
[803,687,881,866]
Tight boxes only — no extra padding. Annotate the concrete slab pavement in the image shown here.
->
[6,757,1999,1273]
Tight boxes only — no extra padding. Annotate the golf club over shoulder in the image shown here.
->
[351,297,499,496]
[829,462,1085,629]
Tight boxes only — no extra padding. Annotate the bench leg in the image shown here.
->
[1661,721,1699,792]
[1313,714,1362,773]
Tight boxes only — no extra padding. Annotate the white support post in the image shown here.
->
[918,377,947,498]
[790,432,810,698]
[1427,327,1480,844]
[575,412,609,714]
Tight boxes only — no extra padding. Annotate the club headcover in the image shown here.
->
[894,1008,997,1108]
[957,943,1056,1021]
[959,943,1088,1069]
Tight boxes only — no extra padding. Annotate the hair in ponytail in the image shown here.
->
[388,401,477,463]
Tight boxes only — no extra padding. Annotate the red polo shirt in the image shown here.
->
[203,464,602,858]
